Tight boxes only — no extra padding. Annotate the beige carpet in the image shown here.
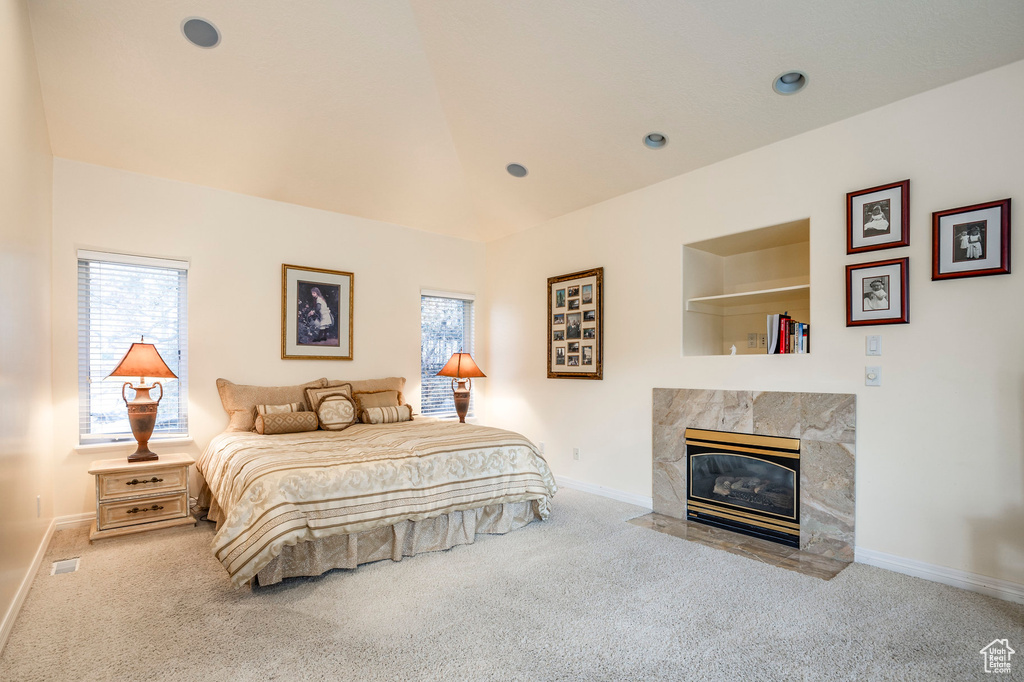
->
[2,489,1021,681]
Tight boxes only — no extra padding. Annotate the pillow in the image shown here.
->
[327,377,406,405]
[255,412,319,435]
[216,378,327,432]
[255,402,304,417]
[361,405,413,425]
[317,395,357,431]
[305,383,353,413]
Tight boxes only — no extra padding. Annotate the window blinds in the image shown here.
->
[420,293,474,417]
[77,253,189,443]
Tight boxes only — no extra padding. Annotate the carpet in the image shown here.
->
[2,489,1020,681]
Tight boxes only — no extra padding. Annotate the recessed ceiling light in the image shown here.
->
[773,71,808,95]
[643,132,668,149]
[506,163,528,178]
[181,17,220,49]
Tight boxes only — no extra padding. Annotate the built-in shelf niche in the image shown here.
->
[683,218,810,356]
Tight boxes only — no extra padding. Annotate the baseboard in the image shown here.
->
[54,512,94,530]
[0,518,55,655]
[855,547,1024,605]
[555,475,653,510]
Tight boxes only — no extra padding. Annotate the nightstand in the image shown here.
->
[88,453,197,541]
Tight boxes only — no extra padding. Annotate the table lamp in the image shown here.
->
[107,337,178,462]
[436,351,485,423]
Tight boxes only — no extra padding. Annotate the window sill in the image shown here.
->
[74,437,194,453]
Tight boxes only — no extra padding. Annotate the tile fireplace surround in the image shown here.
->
[652,389,856,562]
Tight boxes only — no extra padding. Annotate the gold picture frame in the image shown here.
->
[281,264,354,360]
[547,267,603,379]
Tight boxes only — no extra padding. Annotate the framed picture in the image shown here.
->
[846,257,909,326]
[282,264,353,359]
[932,198,1011,280]
[847,179,910,254]
[548,267,603,379]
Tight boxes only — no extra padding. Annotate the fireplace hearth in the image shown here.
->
[685,428,800,548]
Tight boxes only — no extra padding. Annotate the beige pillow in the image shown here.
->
[327,377,406,405]
[305,383,353,413]
[361,405,413,425]
[255,412,319,435]
[217,378,327,432]
[317,395,357,431]
[255,402,304,417]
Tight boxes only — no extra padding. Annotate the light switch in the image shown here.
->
[865,366,881,386]
[866,335,881,356]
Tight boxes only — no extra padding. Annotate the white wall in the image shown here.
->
[0,0,54,635]
[483,60,1024,585]
[50,159,486,517]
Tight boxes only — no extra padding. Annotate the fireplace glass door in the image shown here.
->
[690,453,796,520]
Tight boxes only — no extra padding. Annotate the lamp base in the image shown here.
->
[125,383,161,463]
[453,386,471,424]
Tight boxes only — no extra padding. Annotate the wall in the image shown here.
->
[50,159,486,517]
[0,0,55,638]
[483,59,1024,585]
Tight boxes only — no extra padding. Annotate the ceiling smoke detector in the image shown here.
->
[182,18,221,49]
[643,132,668,149]
[506,163,528,178]
[773,71,808,95]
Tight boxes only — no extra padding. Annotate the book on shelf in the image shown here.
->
[766,313,809,354]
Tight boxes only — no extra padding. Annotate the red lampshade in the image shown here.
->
[436,352,485,379]
[107,341,178,381]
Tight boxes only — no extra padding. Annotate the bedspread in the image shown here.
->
[197,420,557,586]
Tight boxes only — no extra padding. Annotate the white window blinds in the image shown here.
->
[421,292,475,417]
[77,251,189,444]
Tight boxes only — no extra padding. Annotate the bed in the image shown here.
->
[197,414,556,587]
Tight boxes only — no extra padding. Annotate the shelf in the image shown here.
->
[686,284,809,316]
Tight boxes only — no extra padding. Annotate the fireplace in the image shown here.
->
[685,428,800,548]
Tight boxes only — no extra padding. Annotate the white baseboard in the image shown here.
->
[555,475,653,510]
[0,518,55,655]
[54,512,94,530]
[855,547,1024,605]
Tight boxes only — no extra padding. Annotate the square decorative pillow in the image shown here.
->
[317,395,357,431]
[305,383,354,413]
[255,412,319,435]
[361,405,413,424]
[353,390,400,421]
[216,377,327,432]
[328,377,406,405]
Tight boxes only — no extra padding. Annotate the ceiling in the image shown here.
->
[27,1,1024,242]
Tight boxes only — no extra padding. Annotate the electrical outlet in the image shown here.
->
[572,447,580,461]
[747,333,757,348]
[758,334,767,348]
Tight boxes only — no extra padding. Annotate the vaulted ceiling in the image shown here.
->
[27,1,1024,242]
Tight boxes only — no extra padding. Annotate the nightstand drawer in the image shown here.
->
[97,492,189,531]
[98,466,187,501]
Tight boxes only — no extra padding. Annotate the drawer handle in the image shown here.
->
[126,477,163,486]
[126,504,164,514]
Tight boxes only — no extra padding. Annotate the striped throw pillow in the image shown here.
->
[361,405,413,424]
[317,395,357,431]
[255,412,319,435]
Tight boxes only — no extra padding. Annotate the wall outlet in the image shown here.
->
[758,333,767,348]
[538,441,545,454]
[747,333,757,348]
[572,447,580,461]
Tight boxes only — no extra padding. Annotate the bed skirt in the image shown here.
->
[253,499,544,586]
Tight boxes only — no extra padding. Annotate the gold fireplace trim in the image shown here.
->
[688,502,799,536]
[687,499,799,531]
[684,428,800,459]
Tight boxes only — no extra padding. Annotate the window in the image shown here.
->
[77,250,189,444]
[421,290,475,418]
